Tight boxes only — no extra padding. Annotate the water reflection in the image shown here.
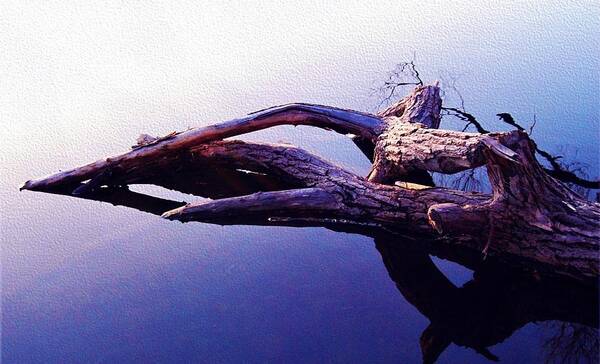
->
[33,165,598,364]
[375,237,598,363]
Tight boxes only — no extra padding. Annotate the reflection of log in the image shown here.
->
[21,85,599,282]
[375,237,598,364]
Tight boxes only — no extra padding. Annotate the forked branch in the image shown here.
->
[21,85,600,282]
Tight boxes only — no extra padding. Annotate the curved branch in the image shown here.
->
[21,103,383,192]
[441,107,488,134]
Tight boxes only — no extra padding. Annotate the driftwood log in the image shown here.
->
[21,85,599,283]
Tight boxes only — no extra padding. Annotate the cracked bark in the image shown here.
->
[21,85,599,283]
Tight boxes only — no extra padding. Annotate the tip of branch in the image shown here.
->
[20,180,41,191]
[161,206,187,220]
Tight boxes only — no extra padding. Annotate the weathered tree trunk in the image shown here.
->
[21,85,599,282]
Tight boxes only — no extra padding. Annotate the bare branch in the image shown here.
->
[441,107,489,134]
[529,112,537,135]
[373,57,424,109]
[496,113,600,190]
[21,103,384,193]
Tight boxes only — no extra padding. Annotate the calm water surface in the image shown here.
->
[2,2,598,363]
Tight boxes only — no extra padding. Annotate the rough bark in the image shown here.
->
[21,85,600,283]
